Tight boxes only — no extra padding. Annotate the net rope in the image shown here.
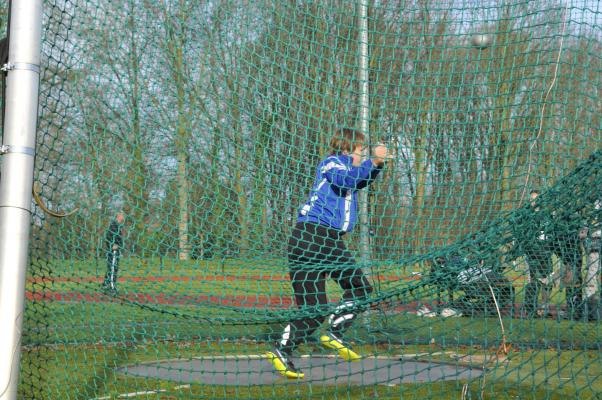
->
[11,0,602,398]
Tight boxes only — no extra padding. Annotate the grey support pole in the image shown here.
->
[358,0,371,269]
[358,0,372,330]
[0,1,43,399]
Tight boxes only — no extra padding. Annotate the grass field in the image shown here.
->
[19,258,601,399]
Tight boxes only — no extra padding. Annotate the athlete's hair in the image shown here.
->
[330,128,365,154]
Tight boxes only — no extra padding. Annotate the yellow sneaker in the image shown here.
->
[319,332,361,361]
[265,349,304,379]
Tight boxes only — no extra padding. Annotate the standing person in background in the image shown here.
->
[266,128,388,379]
[102,211,125,293]
[520,190,554,318]
[581,199,601,321]
[551,208,585,321]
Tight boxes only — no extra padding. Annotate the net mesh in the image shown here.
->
[12,0,602,398]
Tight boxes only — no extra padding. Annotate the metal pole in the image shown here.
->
[0,1,42,399]
[358,0,370,268]
[358,0,373,331]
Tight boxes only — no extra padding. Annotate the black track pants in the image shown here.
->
[278,222,372,352]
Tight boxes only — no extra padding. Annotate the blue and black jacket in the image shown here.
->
[297,153,382,232]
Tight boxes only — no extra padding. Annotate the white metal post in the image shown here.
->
[358,0,371,267]
[0,1,43,399]
[358,0,373,331]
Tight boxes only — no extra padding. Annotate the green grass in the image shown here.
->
[20,257,601,399]
[25,296,600,349]
[33,256,568,307]
[20,341,601,399]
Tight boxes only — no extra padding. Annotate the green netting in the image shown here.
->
[11,0,602,399]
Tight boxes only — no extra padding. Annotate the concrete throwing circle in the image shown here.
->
[118,355,483,386]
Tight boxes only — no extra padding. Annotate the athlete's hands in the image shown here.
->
[372,144,388,167]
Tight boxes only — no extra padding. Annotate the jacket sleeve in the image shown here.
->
[115,226,123,247]
[356,164,383,189]
[323,159,379,190]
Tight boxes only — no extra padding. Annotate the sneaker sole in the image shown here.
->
[319,336,361,362]
[265,352,304,379]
